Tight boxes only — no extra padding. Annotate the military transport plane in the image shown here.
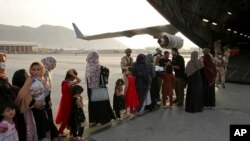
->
[72,0,250,83]
[72,23,183,49]
[146,0,250,83]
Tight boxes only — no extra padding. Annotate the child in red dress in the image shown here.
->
[55,69,81,137]
[124,67,140,118]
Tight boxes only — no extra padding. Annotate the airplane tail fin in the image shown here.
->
[72,23,85,39]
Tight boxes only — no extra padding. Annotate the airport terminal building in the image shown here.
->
[0,41,38,53]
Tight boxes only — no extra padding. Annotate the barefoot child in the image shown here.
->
[113,78,126,120]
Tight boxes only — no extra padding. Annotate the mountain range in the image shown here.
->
[0,24,128,50]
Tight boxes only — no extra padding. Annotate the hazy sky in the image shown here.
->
[0,0,197,49]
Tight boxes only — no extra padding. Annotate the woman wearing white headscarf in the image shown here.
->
[185,51,204,113]
[41,56,58,139]
[85,51,115,127]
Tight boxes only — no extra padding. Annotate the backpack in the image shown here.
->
[100,66,109,86]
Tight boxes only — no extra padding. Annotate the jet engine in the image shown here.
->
[157,33,183,49]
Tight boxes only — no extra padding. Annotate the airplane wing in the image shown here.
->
[72,23,178,40]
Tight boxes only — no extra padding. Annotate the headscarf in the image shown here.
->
[136,54,146,64]
[29,62,45,78]
[85,51,101,88]
[134,54,150,84]
[41,56,56,88]
[185,51,204,77]
[41,56,56,71]
[146,53,156,79]
[203,53,216,85]
[146,54,153,64]
[12,69,26,88]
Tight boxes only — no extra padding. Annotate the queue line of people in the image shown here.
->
[0,44,230,140]
[114,47,220,116]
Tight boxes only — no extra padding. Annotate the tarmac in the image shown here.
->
[5,54,250,141]
[80,83,250,141]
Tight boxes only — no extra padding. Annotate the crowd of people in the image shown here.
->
[0,41,231,140]
[114,43,230,116]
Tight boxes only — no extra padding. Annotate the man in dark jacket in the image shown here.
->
[171,48,186,106]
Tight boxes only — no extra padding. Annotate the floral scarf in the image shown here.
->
[41,56,56,88]
[41,56,56,71]
[85,51,101,88]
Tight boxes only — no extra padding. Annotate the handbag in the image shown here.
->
[91,87,109,102]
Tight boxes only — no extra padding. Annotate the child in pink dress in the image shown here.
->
[0,102,19,141]
[124,67,140,118]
